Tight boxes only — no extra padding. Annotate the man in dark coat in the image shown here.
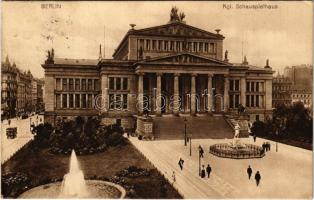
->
[178,158,184,170]
[253,135,257,142]
[247,165,253,179]
[199,145,204,158]
[206,164,212,178]
[255,171,261,186]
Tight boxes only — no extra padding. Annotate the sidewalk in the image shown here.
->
[128,136,312,198]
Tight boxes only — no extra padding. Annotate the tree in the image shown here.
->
[251,120,266,137]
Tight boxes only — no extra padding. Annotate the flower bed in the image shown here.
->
[209,143,265,159]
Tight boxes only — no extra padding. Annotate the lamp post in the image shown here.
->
[198,147,201,176]
[189,134,192,156]
[184,117,187,146]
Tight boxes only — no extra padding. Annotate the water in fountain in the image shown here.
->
[60,150,89,198]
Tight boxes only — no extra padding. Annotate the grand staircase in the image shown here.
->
[153,115,234,140]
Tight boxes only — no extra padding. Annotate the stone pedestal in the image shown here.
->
[135,116,154,139]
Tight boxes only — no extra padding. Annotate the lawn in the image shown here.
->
[1,140,182,199]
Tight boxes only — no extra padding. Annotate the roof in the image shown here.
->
[232,63,273,72]
[53,58,99,66]
[113,21,224,58]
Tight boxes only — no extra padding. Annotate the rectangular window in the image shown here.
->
[188,42,192,51]
[88,79,92,90]
[94,79,99,91]
[176,41,180,51]
[82,94,86,108]
[146,40,150,50]
[75,79,80,90]
[170,41,174,51]
[81,79,86,90]
[152,40,156,50]
[115,94,122,109]
[109,77,114,90]
[116,77,121,90]
[256,82,259,92]
[56,94,61,109]
[62,78,67,91]
[69,94,74,108]
[158,40,162,50]
[164,41,168,51]
[256,95,260,107]
[56,78,61,90]
[123,94,128,109]
[246,95,250,107]
[251,95,255,107]
[246,82,250,92]
[62,94,67,108]
[210,43,215,53]
[230,80,234,91]
[204,43,209,52]
[123,78,128,90]
[235,80,239,91]
[251,82,255,92]
[235,94,240,107]
[69,79,74,91]
[88,94,92,108]
[193,42,197,52]
[199,42,203,52]
[75,94,80,108]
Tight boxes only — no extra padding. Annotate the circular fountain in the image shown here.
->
[209,123,265,159]
[19,150,126,198]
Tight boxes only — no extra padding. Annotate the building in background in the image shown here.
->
[1,56,44,119]
[1,56,18,118]
[291,89,312,109]
[272,73,293,107]
[284,65,313,90]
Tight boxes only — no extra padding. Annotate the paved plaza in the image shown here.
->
[129,136,312,199]
[1,115,44,164]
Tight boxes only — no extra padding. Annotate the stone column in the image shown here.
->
[173,73,180,115]
[240,77,246,106]
[191,73,197,115]
[223,75,229,112]
[101,74,109,112]
[207,74,213,113]
[138,72,144,115]
[156,73,162,116]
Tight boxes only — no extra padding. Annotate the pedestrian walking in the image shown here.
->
[127,132,130,138]
[247,165,252,179]
[262,142,266,152]
[206,164,212,178]
[201,165,206,178]
[8,119,11,126]
[253,134,256,142]
[178,158,184,170]
[172,171,176,184]
[255,171,261,186]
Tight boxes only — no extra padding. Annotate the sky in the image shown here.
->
[2,1,313,78]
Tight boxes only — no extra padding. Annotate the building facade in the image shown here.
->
[284,65,313,90]
[42,9,274,132]
[1,57,18,118]
[1,56,44,118]
[291,89,312,109]
[272,74,293,107]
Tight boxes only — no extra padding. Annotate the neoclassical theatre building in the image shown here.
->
[43,8,273,137]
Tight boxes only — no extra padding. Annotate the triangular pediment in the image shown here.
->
[139,53,231,66]
[132,22,223,39]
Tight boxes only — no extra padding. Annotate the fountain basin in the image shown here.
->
[18,180,126,198]
[209,143,265,159]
